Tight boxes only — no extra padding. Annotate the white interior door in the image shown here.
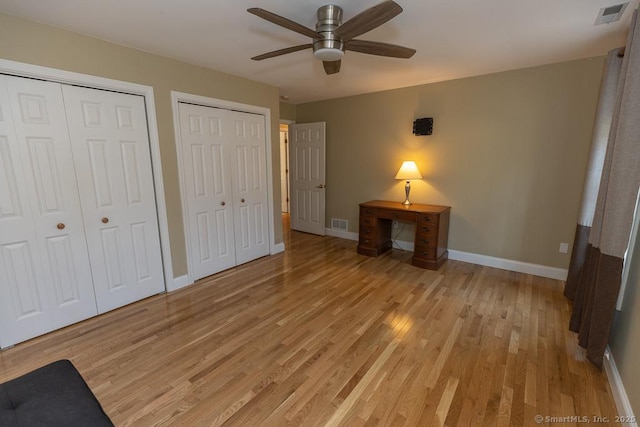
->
[62,86,164,313]
[229,111,270,265]
[0,76,97,348]
[289,122,326,235]
[178,102,236,280]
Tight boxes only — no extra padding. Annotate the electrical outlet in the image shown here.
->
[559,242,569,254]
[393,220,399,229]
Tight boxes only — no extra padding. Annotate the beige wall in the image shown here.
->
[0,13,283,279]
[296,57,605,268]
[280,102,296,121]
[610,230,640,415]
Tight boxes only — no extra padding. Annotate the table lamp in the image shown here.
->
[395,161,422,205]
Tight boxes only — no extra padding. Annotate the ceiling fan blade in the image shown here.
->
[334,1,403,42]
[248,8,322,39]
[345,40,416,58]
[323,60,341,75]
[251,44,313,61]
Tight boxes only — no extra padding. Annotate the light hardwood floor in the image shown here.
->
[0,217,617,426]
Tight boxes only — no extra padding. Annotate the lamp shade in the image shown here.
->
[395,161,423,180]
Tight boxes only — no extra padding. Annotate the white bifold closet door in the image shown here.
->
[0,75,164,348]
[62,85,164,313]
[0,76,97,347]
[229,110,270,265]
[178,103,236,279]
[178,103,269,281]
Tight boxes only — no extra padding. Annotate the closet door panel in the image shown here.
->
[178,103,236,280]
[229,111,269,265]
[0,76,97,347]
[0,79,53,348]
[62,86,164,313]
[0,104,51,345]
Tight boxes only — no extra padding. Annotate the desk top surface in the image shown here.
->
[360,200,450,214]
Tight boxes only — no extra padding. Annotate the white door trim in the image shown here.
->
[0,59,175,291]
[171,91,277,286]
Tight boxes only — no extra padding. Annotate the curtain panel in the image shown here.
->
[564,9,640,368]
[565,49,623,300]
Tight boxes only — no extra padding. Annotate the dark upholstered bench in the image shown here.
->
[0,359,113,426]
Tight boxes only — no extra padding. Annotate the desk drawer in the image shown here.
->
[359,235,376,248]
[416,223,438,238]
[415,236,436,249]
[377,209,416,222]
[417,213,439,225]
[359,224,377,247]
[359,224,377,238]
[414,245,436,260]
[360,206,377,217]
[360,216,377,227]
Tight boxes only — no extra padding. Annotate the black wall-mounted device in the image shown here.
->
[413,117,433,136]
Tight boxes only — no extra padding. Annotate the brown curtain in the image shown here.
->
[565,9,640,368]
[565,49,623,300]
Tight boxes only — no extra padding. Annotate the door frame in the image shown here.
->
[280,119,295,213]
[171,91,279,286]
[0,59,175,290]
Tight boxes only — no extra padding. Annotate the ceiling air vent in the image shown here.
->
[595,2,629,25]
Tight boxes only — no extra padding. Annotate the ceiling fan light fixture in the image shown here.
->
[313,38,344,61]
[313,47,344,61]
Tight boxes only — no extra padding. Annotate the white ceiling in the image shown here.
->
[0,0,637,103]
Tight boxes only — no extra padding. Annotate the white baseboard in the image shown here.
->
[448,250,568,281]
[604,346,638,427]
[167,243,284,294]
[340,230,568,280]
[166,274,192,292]
[326,228,359,241]
[272,242,285,254]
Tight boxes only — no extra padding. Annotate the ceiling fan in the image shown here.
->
[247,1,416,75]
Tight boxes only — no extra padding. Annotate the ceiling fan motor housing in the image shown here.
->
[313,5,344,61]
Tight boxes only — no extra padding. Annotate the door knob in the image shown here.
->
[221,201,226,206]
[57,223,65,230]
[241,198,245,203]
[101,217,109,224]
[316,184,326,189]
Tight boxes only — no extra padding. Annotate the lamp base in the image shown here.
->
[402,180,412,205]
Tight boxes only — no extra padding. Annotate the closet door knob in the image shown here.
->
[101,217,109,224]
[221,201,226,206]
[241,198,245,203]
[57,223,66,230]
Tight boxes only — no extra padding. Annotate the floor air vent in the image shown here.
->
[331,218,348,231]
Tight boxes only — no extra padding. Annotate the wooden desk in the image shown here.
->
[357,200,451,270]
